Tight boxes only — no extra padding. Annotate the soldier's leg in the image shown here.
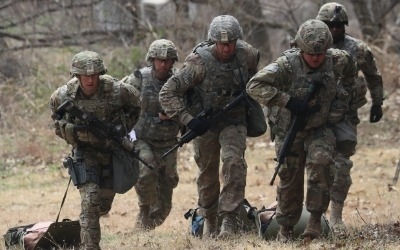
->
[193,132,221,237]
[303,127,336,239]
[331,120,357,229]
[275,135,306,242]
[79,182,101,250]
[99,188,116,216]
[149,147,179,227]
[134,140,159,230]
[218,124,247,239]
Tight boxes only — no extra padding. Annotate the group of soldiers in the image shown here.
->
[49,2,384,249]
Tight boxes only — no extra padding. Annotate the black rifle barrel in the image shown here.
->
[269,81,320,186]
[161,92,247,158]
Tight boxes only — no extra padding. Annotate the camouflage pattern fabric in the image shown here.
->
[122,66,180,228]
[330,34,384,207]
[246,46,356,227]
[332,34,384,125]
[134,140,179,226]
[50,72,140,249]
[159,40,259,220]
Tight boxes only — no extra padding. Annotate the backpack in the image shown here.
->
[185,199,257,237]
[3,219,80,250]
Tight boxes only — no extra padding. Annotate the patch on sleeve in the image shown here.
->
[182,72,190,85]
[265,63,279,73]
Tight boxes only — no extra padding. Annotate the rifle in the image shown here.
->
[54,100,154,170]
[161,92,247,158]
[393,159,400,186]
[269,80,321,186]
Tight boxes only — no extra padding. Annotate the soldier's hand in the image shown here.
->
[285,97,321,116]
[159,112,171,120]
[187,118,210,136]
[370,104,383,123]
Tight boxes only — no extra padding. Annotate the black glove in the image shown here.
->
[370,104,383,123]
[285,97,321,117]
[187,118,210,136]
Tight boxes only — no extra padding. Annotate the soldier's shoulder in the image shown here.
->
[184,52,204,65]
[329,48,351,58]
[100,74,119,84]
[329,48,354,66]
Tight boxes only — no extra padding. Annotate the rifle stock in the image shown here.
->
[269,80,320,185]
[162,92,246,158]
[55,100,154,170]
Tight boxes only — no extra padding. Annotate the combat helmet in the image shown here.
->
[70,51,107,76]
[208,15,243,43]
[295,19,333,54]
[146,39,178,65]
[316,2,349,25]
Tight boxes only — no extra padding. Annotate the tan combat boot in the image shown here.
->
[135,205,155,230]
[302,212,322,241]
[202,215,218,238]
[217,214,237,240]
[330,201,347,236]
[278,225,294,243]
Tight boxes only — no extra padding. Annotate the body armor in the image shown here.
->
[187,41,248,122]
[134,67,180,141]
[268,49,337,133]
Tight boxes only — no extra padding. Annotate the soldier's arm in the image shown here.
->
[242,41,260,78]
[357,43,384,105]
[246,57,291,108]
[159,53,205,125]
[332,49,357,95]
[120,82,141,131]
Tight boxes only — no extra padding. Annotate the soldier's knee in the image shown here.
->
[336,140,356,157]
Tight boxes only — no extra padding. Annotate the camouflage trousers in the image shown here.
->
[193,124,247,218]
[79,182,115,250]
[134,140,179,226]
[275,126,335,227]
[331,120,357,205]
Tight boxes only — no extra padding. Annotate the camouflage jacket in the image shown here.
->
[332,34,384,106]
[50,74,141,149]
[159,40,259,126]
[246,48,356,134]
[121,67,180,143]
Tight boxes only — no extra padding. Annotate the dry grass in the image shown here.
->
[1,48,400,249]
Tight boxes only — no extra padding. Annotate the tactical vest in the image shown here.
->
[187,42,248,118]
[270,49,337,132]
[133,67,180,141]
[62,75,129,149]
[333,35,368,112]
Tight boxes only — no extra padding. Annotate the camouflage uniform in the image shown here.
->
[316,2,385,229]
[247,19,356,240]
[50,51,140,250]
[159,15,259,239]
[121,39,181,229]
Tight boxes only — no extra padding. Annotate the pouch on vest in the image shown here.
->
[246,96,267,137]
[3,219,80,250]
[112,148,139,194]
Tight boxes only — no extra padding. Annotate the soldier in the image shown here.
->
[159,15,260,239]
[316,2,385,231]
[50,51,141,250]
[246,19,356,241]
[121,39,181,230]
